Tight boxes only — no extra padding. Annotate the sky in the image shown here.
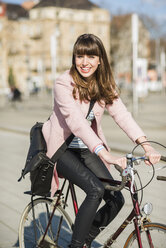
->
[2,0,166,38]
[90,0,166,38]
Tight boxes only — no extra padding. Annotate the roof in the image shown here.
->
[0,2,29,20]
[32,0,99,10]
[21,1,36,10]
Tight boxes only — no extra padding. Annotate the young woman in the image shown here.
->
[42,34,160,248]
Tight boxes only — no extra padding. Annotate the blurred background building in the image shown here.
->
[111,14,150,84]
[0,0,111,95]
[0,0,165,97]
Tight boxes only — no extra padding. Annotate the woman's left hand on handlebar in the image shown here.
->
[145,147,161,166]
[136,137,161,166]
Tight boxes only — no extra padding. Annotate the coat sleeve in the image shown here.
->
[54,74,102,152]
[106,97,146,142]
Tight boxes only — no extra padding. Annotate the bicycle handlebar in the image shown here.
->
[105,164,128,191]
[161,156,166,162]
[157,176,166,181]
[157,156,166,181]
[104,154,166,192]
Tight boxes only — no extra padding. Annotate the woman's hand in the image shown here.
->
[136,136,161,166]
[98,149,127,169]
[144,147,161,166]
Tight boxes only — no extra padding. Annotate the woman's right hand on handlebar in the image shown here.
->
[98,149,127,170]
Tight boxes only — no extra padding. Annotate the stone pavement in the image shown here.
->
[0,89,166,153]
[0,90,166,248]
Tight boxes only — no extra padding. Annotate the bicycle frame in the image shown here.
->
[38,177,149,248]
[103,180,143,248]
[69,178,148,248]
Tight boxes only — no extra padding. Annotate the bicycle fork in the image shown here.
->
[129,189,155,248]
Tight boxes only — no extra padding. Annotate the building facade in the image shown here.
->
[0,0,111,94]
[111,14,151,84]
[0,2,29,94]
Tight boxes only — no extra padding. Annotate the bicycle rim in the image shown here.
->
[124,222,166,248]
[18,198,73,248]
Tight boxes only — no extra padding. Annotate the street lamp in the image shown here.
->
[160,48,166,92]
[132,13,139,116]
[50,28,60,84]
[50,27,60,106]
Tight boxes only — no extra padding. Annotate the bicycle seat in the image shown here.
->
[24,191,51,197]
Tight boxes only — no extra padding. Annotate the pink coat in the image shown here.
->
[42,70,145,196]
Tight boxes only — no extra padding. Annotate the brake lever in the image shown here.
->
[122,165,135,193]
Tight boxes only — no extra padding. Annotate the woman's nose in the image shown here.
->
[82,56,88,65]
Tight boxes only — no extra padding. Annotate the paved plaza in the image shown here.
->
[0,90,166,247]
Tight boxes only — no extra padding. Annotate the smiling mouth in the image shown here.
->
[80,67,91,73]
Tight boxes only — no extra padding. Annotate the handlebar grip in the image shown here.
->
[157,176,166,181]
[161,156,166,162]
[105,164,127,191]
[114,164,123,173]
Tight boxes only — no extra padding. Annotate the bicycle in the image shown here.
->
[18,141,166,248]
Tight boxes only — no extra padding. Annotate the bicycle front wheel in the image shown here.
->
[124,222,166,248]
[19,197,73,248]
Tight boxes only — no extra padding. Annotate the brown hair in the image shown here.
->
[70,34,119,104]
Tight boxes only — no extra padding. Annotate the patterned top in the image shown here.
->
[68,110,95,149]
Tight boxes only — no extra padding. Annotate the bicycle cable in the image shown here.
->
[135,170,143,204]
[134,158,155,193]
[124,171,144,213]
[131,140,166,154]
[123,141,165,216]
[124,157,155,194]
[131,140,166,192]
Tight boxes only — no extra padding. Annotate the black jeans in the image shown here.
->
[56,148,125,247]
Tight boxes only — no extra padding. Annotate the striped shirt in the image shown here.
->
[68,110,95,149]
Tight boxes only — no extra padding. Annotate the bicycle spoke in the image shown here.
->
[19,198,73,248]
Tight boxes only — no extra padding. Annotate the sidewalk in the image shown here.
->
[0,90,166,153]
[103,91,166,154]
[0,90,166,248]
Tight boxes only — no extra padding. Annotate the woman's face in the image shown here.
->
[75,54,100,79]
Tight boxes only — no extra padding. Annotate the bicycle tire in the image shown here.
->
[19,197,73,248]
[124,222,166,248]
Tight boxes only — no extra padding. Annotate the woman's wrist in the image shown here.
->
[136,136,153,152]
[94,144,105,155]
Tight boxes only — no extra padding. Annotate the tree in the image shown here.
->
[8,67,16,87]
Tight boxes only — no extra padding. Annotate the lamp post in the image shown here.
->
[132,13,139,116]
[50,28,60,106]
[50,28,60,84]
[160,48,166,92]
[24,43,31,96]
